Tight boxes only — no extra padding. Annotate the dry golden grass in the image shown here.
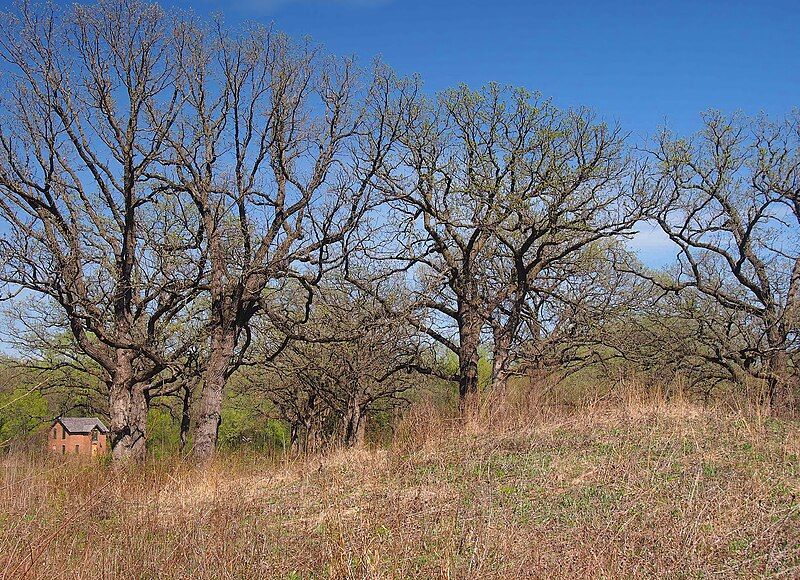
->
[2,388,800,578]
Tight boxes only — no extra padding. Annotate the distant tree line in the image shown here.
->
[0,0,796,461]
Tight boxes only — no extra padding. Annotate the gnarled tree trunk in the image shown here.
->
[108,350,148,462]
[193,327,236,461]
[458,308,483,405]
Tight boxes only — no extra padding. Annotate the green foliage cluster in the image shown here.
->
[0,386,49,448]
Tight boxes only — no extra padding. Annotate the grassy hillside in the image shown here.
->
[2,393,800,578]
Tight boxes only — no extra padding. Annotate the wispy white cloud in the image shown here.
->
[626,220,678,267]
[627,221,672,251]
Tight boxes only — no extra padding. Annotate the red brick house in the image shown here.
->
[49,417,109,457]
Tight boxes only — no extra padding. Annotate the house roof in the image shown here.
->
[55,417,109,434]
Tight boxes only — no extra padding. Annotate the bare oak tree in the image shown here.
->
[645,112,799,406]
[487,107,638,391]
[371,84,637,401]
[0,0,202,460]
[156,20,403,459]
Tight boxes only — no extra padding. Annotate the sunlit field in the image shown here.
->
[4,387,799,579]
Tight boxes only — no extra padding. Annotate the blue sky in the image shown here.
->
[158,0,799,136]
[53,0,800,265]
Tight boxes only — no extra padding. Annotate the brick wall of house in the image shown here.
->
[48,422,109,457]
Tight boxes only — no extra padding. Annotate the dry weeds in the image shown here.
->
[2,392,799,578]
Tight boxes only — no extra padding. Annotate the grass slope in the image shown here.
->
[2,399,800,578]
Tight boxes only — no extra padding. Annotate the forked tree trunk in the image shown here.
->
[492,298,524,393]
[193,327,236,461]
[108,349,148,462]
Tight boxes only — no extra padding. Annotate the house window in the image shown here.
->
[61,428,66,440]
[75,444,79,453]
[92,430,98,442]
[52,428,56,439]
[61,445,65,454]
